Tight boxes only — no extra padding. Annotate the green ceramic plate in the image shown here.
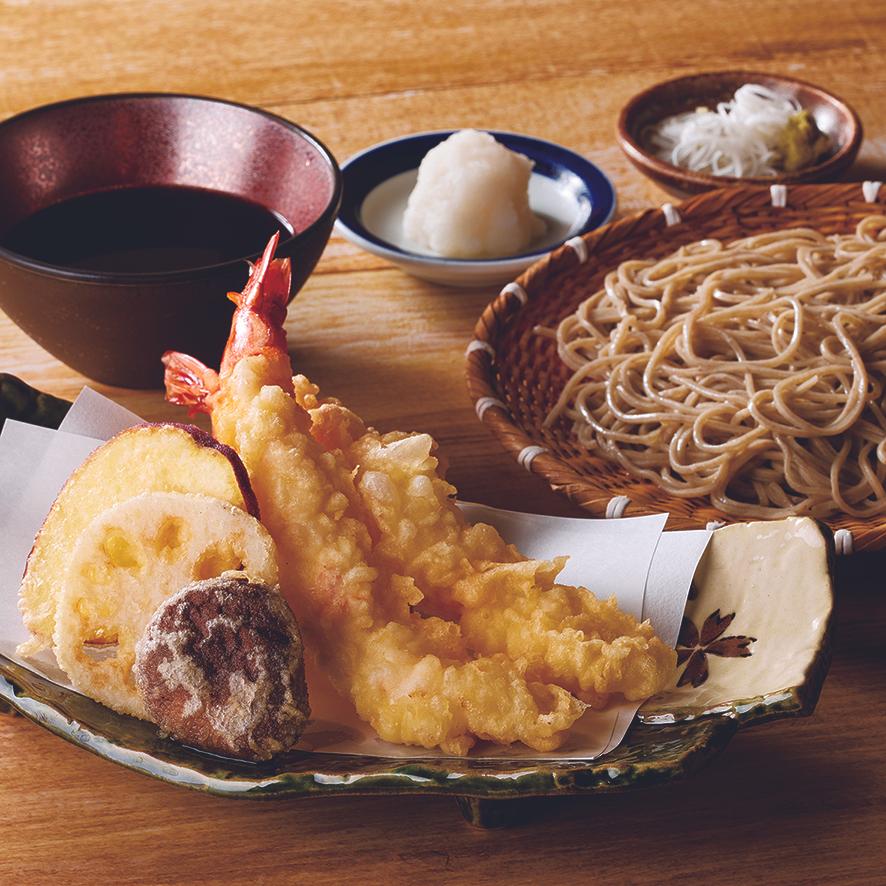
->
[0,376,834,827]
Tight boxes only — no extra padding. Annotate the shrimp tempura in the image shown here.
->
[163,236,584,754]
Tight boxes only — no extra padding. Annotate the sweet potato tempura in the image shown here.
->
[163,234,675,754]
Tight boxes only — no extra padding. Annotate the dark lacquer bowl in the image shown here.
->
[0,93,342,388]
[617,71,862,197]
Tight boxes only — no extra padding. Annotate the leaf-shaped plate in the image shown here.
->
[0,379,834,827]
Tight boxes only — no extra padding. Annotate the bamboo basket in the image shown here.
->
[466,182,886,552]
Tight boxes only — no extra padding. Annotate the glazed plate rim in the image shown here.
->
[0,655,825,800]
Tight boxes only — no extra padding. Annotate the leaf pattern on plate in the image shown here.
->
[676,609,757,688]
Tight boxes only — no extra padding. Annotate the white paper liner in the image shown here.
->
[0,389,711,760]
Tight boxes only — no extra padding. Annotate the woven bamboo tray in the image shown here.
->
[466,181,886,553]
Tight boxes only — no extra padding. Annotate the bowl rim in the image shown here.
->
[0,92,343,284]
[335,129,617,268]
[616,69,863,189]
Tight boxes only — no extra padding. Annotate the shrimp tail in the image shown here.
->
[162,233,293,414]
[161,351,220,415]
[221,232,292,381]
[232,232,292,314]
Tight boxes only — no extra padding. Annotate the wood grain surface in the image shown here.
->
[2,1,885,883]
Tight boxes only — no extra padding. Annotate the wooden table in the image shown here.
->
[2,1,885,882]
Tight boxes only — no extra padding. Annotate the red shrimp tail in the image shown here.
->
[220,232,293,378]
[231,232,292,319]
[161,351,220,415]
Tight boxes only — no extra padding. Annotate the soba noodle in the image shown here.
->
[541,216,886,519]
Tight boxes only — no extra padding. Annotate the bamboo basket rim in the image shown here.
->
[465,181,886,553]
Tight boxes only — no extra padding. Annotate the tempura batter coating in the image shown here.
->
[298,398,676,707]
[164,239,586,754]
[181,356,585,753]
[452,561,678,706]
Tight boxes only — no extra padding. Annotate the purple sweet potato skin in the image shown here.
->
[161,423,261,520]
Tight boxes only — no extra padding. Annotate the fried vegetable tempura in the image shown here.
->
[163,235,675,754]
[297,383,676,707]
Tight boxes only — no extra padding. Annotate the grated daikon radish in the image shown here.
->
[402,130,544,259]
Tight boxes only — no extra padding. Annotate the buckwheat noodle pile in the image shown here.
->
[540,216,886,519]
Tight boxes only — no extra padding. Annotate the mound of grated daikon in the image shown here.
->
[403,129,544,259]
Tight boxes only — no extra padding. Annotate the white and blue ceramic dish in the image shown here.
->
[335,130,616,287]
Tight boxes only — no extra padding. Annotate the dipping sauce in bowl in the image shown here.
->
[0,93,341,388]
[2,185,293,274]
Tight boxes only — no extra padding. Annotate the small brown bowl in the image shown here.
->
[0,94,342,388]
[617,71,862,197]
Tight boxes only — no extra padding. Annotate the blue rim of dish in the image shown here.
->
[336,130,617,266]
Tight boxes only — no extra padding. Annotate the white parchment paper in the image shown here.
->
[0,390,711,760]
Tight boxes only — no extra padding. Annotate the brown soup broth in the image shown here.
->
[1,185,292,273]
